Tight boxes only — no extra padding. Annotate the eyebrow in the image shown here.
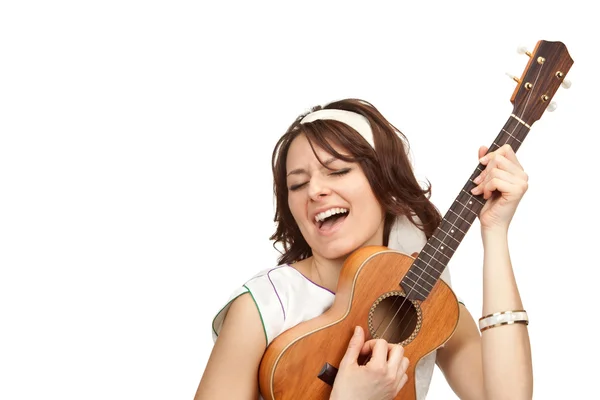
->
[287,156,338,177]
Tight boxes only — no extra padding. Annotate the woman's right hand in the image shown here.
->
[330,326,410,400]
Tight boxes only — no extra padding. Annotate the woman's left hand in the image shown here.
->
[470,144,529,232]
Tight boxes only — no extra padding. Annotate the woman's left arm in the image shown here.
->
[436,144,533,400]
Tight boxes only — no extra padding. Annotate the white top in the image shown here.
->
[212,262,457,400]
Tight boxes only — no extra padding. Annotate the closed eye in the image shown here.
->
[330,168,351,176]
[289,182,307,191]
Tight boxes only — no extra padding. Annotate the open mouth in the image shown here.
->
[315,208,349,232]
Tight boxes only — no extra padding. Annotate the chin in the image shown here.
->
[317,240,362,261]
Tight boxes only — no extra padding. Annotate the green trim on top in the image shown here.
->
[244,284,268,347]
[212,291,249,337]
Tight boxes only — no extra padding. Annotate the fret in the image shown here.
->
[489,142,501,151]
[446,209,473,231]
[424,238,455,255]
[405,270,435,289]
[454,199,479,216]
[404,274,433,290]
[457,190,481,203]
[461,190,485,206]
[448,209,477,225]
[413,254,443,275]
[401,113,532,302]
[401,283,429,299]
[407,260,439,281]
[501,128,523,144]
[436,226,461,244]
[436,220,467,247]
[427,241,455,262]
[419,251,450,273]
[423,241,454,260]
[405,268,437,288]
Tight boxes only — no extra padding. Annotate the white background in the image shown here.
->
[1,1,597,399]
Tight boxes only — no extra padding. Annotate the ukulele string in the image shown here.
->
[371,254,434,339]
[377,66,544,342]
[371,245,442,338]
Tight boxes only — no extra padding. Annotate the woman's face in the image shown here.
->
[286,134,385,260]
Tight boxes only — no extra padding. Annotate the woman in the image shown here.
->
[194,98,533,399]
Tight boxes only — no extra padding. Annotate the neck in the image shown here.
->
[308,253,346,293]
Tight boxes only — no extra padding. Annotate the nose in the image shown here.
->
[307,175,331,201]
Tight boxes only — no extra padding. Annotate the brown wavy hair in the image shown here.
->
[270,98,441,265]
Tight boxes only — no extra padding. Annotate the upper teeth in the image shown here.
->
[315,208,349,222]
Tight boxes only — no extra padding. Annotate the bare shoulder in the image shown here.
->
[194,293,266,400]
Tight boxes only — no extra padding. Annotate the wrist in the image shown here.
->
[481,226,509,241]
[481,228,510,255]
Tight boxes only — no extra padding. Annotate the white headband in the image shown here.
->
[300,109,375,148]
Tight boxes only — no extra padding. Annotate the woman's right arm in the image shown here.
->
[194,293,266,400]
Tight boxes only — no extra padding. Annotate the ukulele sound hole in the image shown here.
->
[368,291,422,345]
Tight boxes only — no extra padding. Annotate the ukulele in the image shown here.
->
[258,39,574,400]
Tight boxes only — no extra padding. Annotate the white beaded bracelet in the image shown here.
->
[478,310,529,332]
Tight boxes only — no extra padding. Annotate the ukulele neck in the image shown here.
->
[400,115,531,301]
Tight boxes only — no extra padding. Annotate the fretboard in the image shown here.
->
[401,114,531,301]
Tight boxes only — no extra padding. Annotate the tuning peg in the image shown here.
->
[561,79,572,89]
[547,101,558,112]
[506,72,520,83]
[517,46,532,57]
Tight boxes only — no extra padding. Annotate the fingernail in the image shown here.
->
[473,175,482,184]
[354,326,360,335]
[479,156,487,163]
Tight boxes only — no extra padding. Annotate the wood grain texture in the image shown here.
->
[258,246,460,400]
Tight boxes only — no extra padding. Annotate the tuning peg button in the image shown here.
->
[561,79,572,89]
[547,101,558,112]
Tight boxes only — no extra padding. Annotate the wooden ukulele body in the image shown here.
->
[258,246,460,400]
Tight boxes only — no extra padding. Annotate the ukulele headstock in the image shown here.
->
[510,40,574,126]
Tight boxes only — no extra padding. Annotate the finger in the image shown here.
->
[478,178,527,200]
[365,339,390,368]
[387,344,405,370]
[399,356,410,374]
[487,154,526,177]
[360,337,392,357]
[359,339,397,365]
[339,326,365,367]
[395,358,410,393]
[475,154,528,186]
[396,370,409,393]
[498,143,523,169]
[477,167,523,192]
[478,145,488,160]
[360,338,378,357]
[481,144,523,170]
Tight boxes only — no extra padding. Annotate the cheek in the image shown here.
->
[349,182,383,218]
[287,195,305,223]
